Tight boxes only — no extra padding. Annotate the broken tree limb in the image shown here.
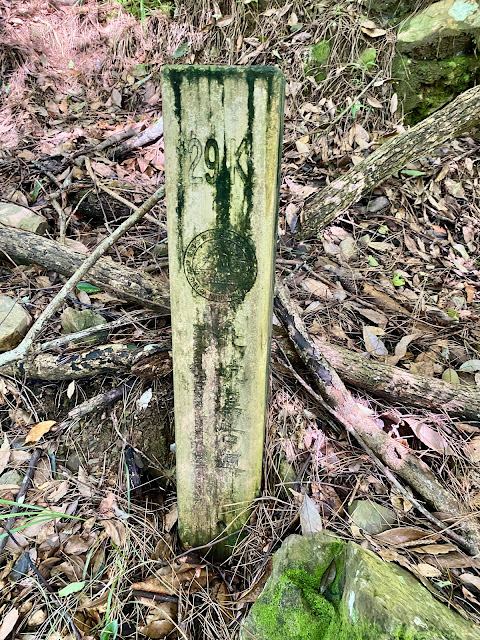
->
[273,278,480,555]
[109,117,164,162]
[0,227,169,312]
[312,339,480,421]
[0,187,165,369]
[0,342,170,380]
[298,85,480,239]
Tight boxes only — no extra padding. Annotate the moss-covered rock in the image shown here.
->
[393,0,480,122]
[393,52,479,122]
[241,532,480,639]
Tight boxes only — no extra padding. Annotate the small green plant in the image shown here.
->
[109,0,173,20]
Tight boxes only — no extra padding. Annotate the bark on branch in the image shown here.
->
[274,278,480,555]
[298,85,480,239]
[313,339,480,421]
[0,226,169,312]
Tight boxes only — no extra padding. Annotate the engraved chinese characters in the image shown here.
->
[163,66,285,557]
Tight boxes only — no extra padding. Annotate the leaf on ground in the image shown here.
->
[25,420,56,443]
[464,435,480,462]
[386,333,422,366]
[459,360,480,373]
[140,602,177,639]
[442,368,460,384]
[0,434,10,475]
[459,573,480,593]
[132,562,209,596]
[77,466,94,497]
[375,527,434,546]
[101,519,126,547]
[58,581,86,597]
[363,326,388,357]
[0,609,19,640]
[416,563,442,578]
[411,544,456,555]
[404,418,453,455]
[164,503,178,532]
[301,278,334,301]
[299,493,323,536]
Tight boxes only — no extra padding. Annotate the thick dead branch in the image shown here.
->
[0,343,170,380]
[298,85,480,239]
[0,187,165,368]
[109,118,164,162]
[313,339,480,421]
[0,227,169,312]
[274,278,480,555]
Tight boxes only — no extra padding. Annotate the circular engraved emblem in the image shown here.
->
[184,229,257,302]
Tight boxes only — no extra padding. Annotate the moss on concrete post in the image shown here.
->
[162,66,285,555]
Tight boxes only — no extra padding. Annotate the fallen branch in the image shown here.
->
[109,117,164,162]
[0,187,165,369]
[0,228,169,313]
[298,85,480,239]
[312,339,480,421]
[276,341,473,553]
[0,342,170,380]
[274,278,480,555]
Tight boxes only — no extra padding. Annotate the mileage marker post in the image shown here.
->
[162,66,285,556]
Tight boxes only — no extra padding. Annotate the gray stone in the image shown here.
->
[241,532,480,640]
[60,307,108,344]
[0,295,32,352]
[348,499,397,534]
[0,202,47,234]
[65,452,80,474]
[367,196,390,213]
[0,469,23,486]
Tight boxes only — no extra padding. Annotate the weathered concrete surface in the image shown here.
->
[162,66,285,554]
[241,532,480,639]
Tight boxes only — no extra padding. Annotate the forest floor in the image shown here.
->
[1,1,480,639]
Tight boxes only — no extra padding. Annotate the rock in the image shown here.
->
[60,307,108,344]
[0,295,31,352]
[0,469,23,486]
[66,452,80,474]
[394,0,480,122]
[0,202,47,234]
[348,499,396,534]
[367,196,390,213]
[241,532,480,639]
[304,40,331,82]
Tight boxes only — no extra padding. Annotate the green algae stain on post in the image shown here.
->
[162,65,285,556]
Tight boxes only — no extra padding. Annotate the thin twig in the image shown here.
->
[0,186,164,368]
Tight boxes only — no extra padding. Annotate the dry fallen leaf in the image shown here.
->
[299,493,323,536]
[464,436,480,462]
[0,434,10,475]
[416,563,442,578]
[411,543,456,555]
[25,420,56,444]
[363,325,388,357]
[459,573,480,594]
[375,527,434,546]
[0,609,19,640]
[101,519,126,547]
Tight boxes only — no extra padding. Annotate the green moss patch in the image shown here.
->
[393,52,480,122]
